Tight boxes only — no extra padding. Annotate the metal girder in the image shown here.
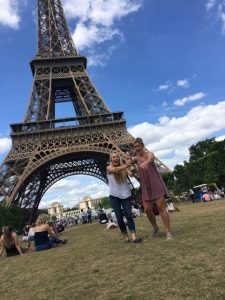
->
[37,0,77,58]
[12,153,109,210]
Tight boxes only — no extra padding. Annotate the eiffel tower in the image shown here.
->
[0,0,170,217]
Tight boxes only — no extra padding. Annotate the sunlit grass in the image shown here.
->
[1,200,225,300]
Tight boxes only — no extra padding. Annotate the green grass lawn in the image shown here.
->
[1,200,225,300]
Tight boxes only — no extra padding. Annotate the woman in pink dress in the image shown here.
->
[133,138,173,240]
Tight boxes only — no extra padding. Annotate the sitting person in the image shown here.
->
[33,214,64,251]
[213,192,222,200]
[201,192,212,202]
[98,210,108,224]
[23,224,30,237]
[48,221,58,234]
[166,200,180,213]
[22,223,36,245]
[56,222,65,235]
[28,223,36,242]
[0,225,25,257]
[48,222,67,245]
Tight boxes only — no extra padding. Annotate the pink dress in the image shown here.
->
[136,158,169,201]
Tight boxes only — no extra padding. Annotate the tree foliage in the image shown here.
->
[95,196,111,209]
[0,205,25,230]
[170,138,225,194]
[189,138,217,162]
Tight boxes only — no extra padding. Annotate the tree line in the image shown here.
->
[162,138,225,194]
[0,205,48,232]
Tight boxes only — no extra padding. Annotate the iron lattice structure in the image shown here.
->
[0,0,170,217]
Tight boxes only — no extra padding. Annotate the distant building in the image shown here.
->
[48,196,102,219]
[48,202,64,219]
[79,196,101,210]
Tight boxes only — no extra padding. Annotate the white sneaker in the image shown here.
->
[166,232,174,240]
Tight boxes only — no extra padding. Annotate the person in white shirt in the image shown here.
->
[107,151,142,244]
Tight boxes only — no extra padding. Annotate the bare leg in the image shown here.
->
[131,233,137,241]
[130,232,142,243]
[143,201,158,230]
[156,196,171,233]
[124,234,130,241]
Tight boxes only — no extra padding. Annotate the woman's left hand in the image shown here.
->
[140,160,148,169]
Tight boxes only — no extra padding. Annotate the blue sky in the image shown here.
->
[0,0,225,208]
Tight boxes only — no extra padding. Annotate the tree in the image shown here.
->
[171,138,225,194]
[95,196,111,209]
[0,205,25,230]
[50,215,57,221]
[189,138,216,162]
[161,172,176,192]
[71,205,79,211]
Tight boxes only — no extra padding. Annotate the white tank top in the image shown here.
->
[107,173,131,199]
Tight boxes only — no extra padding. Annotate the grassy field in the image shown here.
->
[1,200,225,300]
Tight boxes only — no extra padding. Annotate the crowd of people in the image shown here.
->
[1,137,175,257]
[188,187,225,203]
[0,214,68,257]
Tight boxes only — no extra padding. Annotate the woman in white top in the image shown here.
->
[107,152,142,243]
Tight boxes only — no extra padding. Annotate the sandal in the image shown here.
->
[132,237,142,243]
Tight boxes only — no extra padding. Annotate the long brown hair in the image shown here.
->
[2,225,14,248]
[133,137,145,147]
[110,152,127,184]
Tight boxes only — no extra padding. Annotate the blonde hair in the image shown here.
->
[36,214,49,226]
[110,152,127,184]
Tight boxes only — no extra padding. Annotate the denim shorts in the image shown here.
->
[35,239,55,251]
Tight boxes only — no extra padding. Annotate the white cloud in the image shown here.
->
[217,2,225,34]
[158,116,170,125]
[63,0,141,25]
[129,101,225,169]
[206,0,217,11]
[0,137,11,155]
[206,1,225,34]
[62,0,142,65]
[176,79,190,88]
[72,22,121,51]
[215,135,225,141]
[40,176,108,209]
[87,52,110,67]
[174,92,206,106]
[47,178,80,192]
[0,0,23,29]
[157,78,191,93]
[219,8,225,34]
[156,81,172,91]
